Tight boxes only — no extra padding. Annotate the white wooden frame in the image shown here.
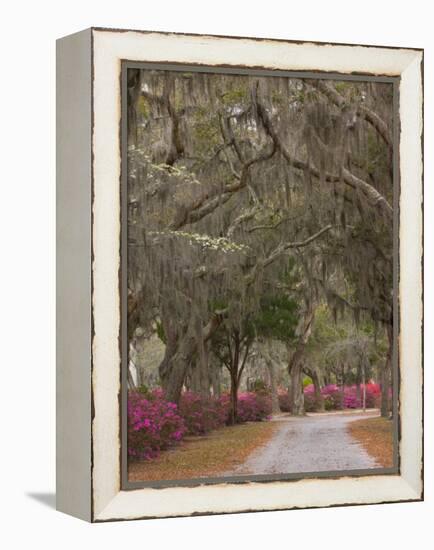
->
[56,27,423,522]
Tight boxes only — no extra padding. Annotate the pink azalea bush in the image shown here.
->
[235,391,272,422]
[127,390,186,460]
[363,383,382,408]
[128,388,273,461]
[280,383,383,413]
[314,383,382,411]
[178,392,229,435]
[318,384,344,410]
[180,391,272,429]
[278,389,291,412]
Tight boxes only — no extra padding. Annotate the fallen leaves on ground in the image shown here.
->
[349,416,394,467]
[128,421,278,482]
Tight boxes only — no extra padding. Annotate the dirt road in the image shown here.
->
[223,410,379,476]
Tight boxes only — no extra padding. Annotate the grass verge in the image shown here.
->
[349,416,393,467]
[128,421,278,482]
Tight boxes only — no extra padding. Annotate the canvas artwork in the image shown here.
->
[56,28,422,521]
[124,65,398,486]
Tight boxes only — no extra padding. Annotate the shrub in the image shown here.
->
[250,378,268,393]
[343,386,359,408]
[308,383,381,411]
[303,385,317,412]
[236,391,272,422]
[320,384,343,409]
[178,392,228,435]
[128,387,275,462]
[127,390,186,461]
[303,384,329,412]
[278,389,291,412]
[136,383,150,396]
[302,376,313,388]
[365,383,382,408]
[277,383,383,414]
[333,383,382,409]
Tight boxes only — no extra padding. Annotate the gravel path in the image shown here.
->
[223,411,379,476]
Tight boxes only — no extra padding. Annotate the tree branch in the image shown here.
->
[169,135,276,229]
[237,342,252,385]
[227,205,261,238]
[262,224,335,268]
[309,80,392,152]
[256,98,393,220]
[141,84,184,166]
[244,224,335,288]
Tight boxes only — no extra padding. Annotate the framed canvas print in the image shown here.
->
[56,28,423,522]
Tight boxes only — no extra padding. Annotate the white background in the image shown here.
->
[1,1,432,548]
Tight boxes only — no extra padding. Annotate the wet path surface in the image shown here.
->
[223,411,379,476]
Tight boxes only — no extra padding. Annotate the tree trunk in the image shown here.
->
[262,342,281,414]
[211,365,221,397]
[197,339,211,397]
[228,335,241,425]
[159,324,196,404]
[381,323,393,418]
[161,352,193,404]
[127,364,137,390]
[380,359,390,417]
[229,372,238,425]
[189,359,201,394]
[266,357,281,414]
[127,69,141,148]
[287,301,316,416]
[189,345,211,397]
[310,368,325,412]
[158,311,225,404]
[209,353,222,397]
[356,363,362,407]
[136,364,145,388]
[340,362,345,410]
[289,357,304,415]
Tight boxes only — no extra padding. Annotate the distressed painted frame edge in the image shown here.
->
[120,62,401,492]
[56,28,93,521]
[56,28,423,523]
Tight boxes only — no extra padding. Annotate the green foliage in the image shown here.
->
[253,294,298,342]
[367,131,390,175]
[281,256,302,287]
[334,82,350,94]
[221,87,247,106]
[303,376,313,388]
[155,321,166,344]
[192,108,220,154]
[312,305,346,341]
[271,90,284,106]
[137,384,151,396]
[250,378,268,393]
[137,95,150,118]
[209,298,228,313]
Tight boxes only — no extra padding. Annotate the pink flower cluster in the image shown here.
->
[128,389,273,461]
[305,383,382,411]
[304,382,382,412]
[278,383,382,413]
[235,391,272,422]
[278,389,291,412]
[214,392,272,423]
[127,390,186,460]
[178,392,229,435]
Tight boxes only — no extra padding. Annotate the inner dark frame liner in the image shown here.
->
[120,60,401,491]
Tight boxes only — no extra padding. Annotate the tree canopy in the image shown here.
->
[127,67,394,419]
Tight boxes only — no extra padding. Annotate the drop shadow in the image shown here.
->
[26,492,56,510]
